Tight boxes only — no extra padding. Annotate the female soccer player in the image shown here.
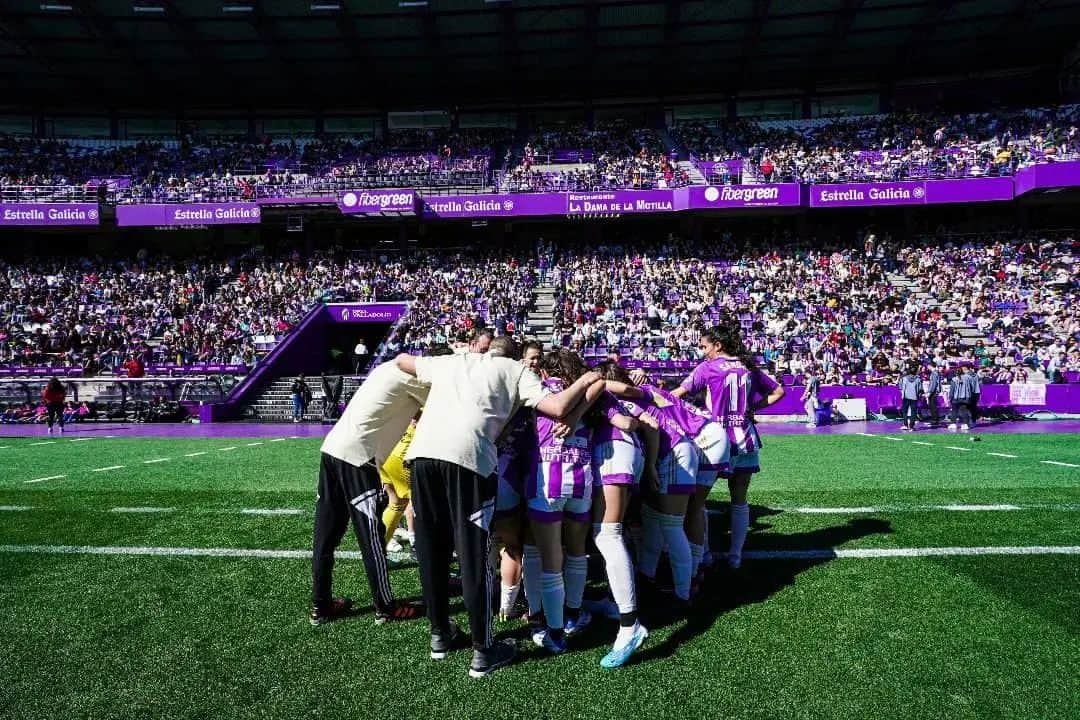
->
[529,349,638,654]
[604,364,728,598]
[671,323,785,569]
[602,370,699,609]
[589,362,661,667]
[379,413,419,552]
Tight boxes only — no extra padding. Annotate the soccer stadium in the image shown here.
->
[0,0,1078,717]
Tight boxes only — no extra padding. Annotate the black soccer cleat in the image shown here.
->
[374,599,426,625]
[310,597,354,626]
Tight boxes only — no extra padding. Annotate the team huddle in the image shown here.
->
[310,320,784,678]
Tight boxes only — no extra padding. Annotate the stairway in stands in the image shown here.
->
[243,375,364,422]
[529,285,558,350]
[886,271,1047,382]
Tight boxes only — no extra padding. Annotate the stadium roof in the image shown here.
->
[1,0,1078,111]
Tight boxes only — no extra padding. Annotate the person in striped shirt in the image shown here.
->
[671,323,785,570]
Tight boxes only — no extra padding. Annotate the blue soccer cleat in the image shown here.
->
[600,624,649,669]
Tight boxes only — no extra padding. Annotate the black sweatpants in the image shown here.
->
[927,394,940,424]
[410,458,495,650]
[46,402,64,429]
[901,398,918,428]
[951,401,972,426]
[312,453,394,613]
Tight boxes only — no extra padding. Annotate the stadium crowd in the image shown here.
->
[675,105,1080,183]
[2,106,1078,198]
[1,230,1075,386]
[547,230,1079,385]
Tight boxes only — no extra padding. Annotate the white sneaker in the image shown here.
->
[960,424,970,433]
[386,538,404,553]
[805,423,816,429]
[948,424,958,432]
[393,527,410,543]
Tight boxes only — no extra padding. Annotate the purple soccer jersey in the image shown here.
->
[592,391,643,446]
[643,385,711,438]
[680,357,779,454]
[531,378,594,500]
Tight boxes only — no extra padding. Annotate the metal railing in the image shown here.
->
[0,185,100,203]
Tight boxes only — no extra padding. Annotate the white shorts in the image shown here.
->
[592,439,643,487]
[692,421,730,488]
[527,495,592,523]
[656,438,699,496]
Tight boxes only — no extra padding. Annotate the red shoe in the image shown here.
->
[375,599,426,624]
[310,597,354,626]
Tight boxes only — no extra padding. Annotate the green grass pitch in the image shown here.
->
[0,432,1077,720]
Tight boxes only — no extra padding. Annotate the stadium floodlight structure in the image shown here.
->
[310,1,343,10]
[39,3,74,10]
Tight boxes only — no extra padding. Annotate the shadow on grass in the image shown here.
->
[505,502,892,665]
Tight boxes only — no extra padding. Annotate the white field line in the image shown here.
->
[23,475,67,484]
[29,441,56,446]
[238,508,305,516]
[143,458,170,464]
[69,438,94,442]
[184,452,208,457]
[245,442,264,447]
[855,432,876,437]
[881,437,904,442]
[0,505,33,511]
[0,446,9,450]
[944,446,972,452]
[911,441,934,446]
[219,447,237,452]
[1041,461,1079,468]
[90,465,124,473]
[110,507,174,514]
[708,504,1077,515]
[987,453,1017,458]
[1,543,1076,561]
[269,438,287,442]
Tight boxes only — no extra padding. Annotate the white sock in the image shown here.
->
[638,505,664,579]
[564,554,588,610]
[594,522,636,614]
[659,511,692,600]
[689,542,704,579]
[522,545,543,617]
[729,503,750,561]
[500,583,520,616]
[539,571,565,630]
[615,620,641,646]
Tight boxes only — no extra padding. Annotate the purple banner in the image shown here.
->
[1014,160,1080,196]
[116,203,261,227]
[687,184,801,209]
[809,177,1014,207]
[421,192,565,219]
[0,203,100,226]
[337,189,417,215]
[325,302,409,323]
[566,189,681,216]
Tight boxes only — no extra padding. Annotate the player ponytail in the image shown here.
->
[707,322,757,373]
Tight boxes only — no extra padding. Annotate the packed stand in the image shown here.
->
[500,122,689,192]
[0,247,537,377]
[547,230,1079,386]
[673,105,1080,184]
